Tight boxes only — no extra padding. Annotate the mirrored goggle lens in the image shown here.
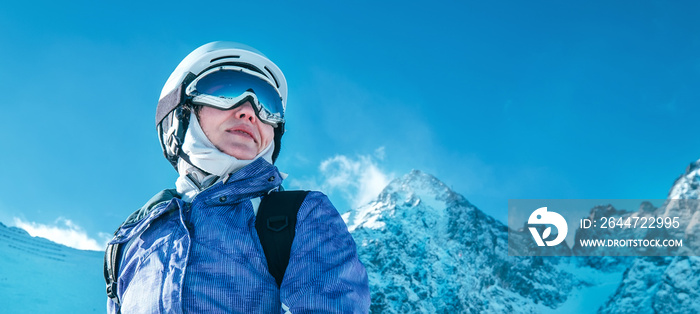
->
[191,69,284,117]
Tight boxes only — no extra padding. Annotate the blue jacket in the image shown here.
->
[106,159,370,313]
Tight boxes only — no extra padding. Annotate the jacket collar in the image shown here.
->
[191,158,284,206]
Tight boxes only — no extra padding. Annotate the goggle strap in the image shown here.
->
[157,72,197,126]
[156,84,183,126]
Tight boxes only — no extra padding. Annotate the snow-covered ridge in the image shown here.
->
[667,160,700,199]
[0,222,70,262]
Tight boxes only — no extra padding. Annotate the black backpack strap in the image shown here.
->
[104,243,122,309]
[104,189,179,309]
[255,190,309,287]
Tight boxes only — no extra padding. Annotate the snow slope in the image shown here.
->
[0,222,105,313]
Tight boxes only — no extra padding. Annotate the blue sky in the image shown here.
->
[0,1,698,250]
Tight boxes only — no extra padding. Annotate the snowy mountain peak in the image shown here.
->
[0,221,31,237]
[377,169,468,209]
[638,201,657,214]
[587,204,628,220]
[667,159,700,199]
[344,170,470,232]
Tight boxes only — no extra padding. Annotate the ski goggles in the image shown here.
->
[185,66,285,126]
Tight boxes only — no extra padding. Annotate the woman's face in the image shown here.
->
[197,102,275,160]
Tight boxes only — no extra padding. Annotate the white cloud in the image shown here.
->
[13,217,109,251]
[317,151,393,209]
[374,147,386,161]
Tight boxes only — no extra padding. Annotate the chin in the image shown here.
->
[224,150,257,160]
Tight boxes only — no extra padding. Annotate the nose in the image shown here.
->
[234,102,257,123]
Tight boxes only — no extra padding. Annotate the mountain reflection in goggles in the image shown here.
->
[186,68,284,125]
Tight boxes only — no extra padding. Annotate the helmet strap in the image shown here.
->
[159,106,191,170]
[272,123,284,163]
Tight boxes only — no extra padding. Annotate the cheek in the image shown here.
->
[197,107,224,133]
[260,124,275,147]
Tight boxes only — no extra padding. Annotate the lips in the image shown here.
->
[226,125,257,143]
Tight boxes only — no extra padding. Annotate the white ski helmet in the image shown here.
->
[156,41,288,169]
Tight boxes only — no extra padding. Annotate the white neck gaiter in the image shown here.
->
[175,111,274,202]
